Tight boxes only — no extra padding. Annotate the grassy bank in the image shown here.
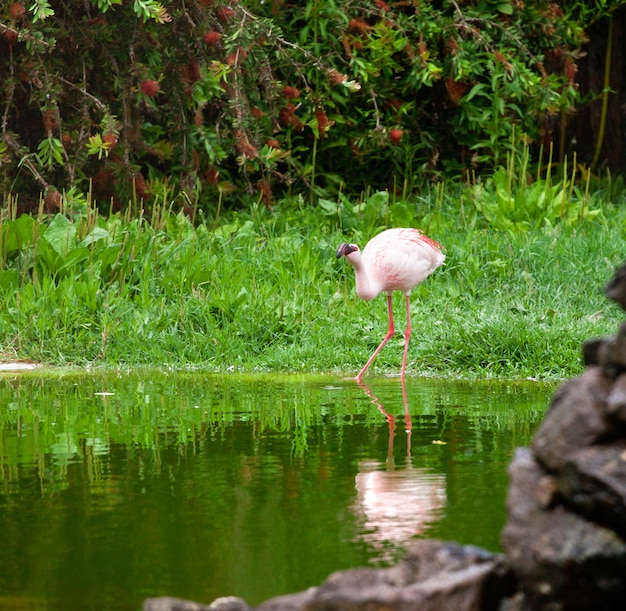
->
[1,174,625,380]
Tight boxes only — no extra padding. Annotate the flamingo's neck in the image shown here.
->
[348,255,381,302]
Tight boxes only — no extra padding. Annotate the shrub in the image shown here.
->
[0,1,620,211]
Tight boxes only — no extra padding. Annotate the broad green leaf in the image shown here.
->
[318,199,338,215]
[95,244,123,269]
[43,214,76,258]
[0,214,39,256]
[56,247,92,274]
[80,227,111,247]
[35,236,62,274]
[0,270,18,291]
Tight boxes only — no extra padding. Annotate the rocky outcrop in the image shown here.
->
[498,265,626,610]
[145,266,626,611]
[255,540,513,611]
[144,540,514,611]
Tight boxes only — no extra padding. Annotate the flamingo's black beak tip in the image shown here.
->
[336,243,356,258]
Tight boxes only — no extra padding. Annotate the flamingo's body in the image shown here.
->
[336,228,445,382]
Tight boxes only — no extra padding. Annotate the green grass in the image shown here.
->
[1,176,625,380]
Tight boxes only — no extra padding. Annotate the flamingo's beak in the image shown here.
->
[336,243,357,258]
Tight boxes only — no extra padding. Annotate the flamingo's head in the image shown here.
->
[336,242,360,262]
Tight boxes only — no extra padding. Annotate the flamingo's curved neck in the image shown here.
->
[349,256,380,302]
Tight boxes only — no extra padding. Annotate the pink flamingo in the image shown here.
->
[336,228,445,382]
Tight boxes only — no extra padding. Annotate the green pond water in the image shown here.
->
[0,370,555,611]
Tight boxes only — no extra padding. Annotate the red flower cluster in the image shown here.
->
[217,7,234,22]
[282,86,300,99]
[203,31,222,46]
[10,3,26,21]
[389,128,403,145]
[278,104,304,130]
[140,80,160,97]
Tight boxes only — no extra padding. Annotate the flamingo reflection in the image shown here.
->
[353,380,447,559]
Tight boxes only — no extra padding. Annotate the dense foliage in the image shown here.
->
[1,0,625,212]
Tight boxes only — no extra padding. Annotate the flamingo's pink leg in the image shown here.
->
[401,294,412,381]
[355,294,395,383]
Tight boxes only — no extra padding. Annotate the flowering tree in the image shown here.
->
[0,1,622,211]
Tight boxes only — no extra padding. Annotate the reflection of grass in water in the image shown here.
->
[290,404,311,456]
[0,371,550,485]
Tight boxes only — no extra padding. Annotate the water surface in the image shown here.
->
[0,371,553,610]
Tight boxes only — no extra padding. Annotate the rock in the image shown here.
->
[582,322,626,376]
[522,507,626,610]
[255,540,513,611]
[605,263,626,310]
[558,442,626,539]
[607,374,626,422]
[295,566,403,610]
[497,592,528,611]
[583,261,626,370]
[391,538,508,584]
[503,449,558,526]
[502,449,626,610]
[582,337,603,368]
[254,589,316,611]
[531,367,615,471]
[208,598,251,611]
[143,597,250,611]
[595,328,626,375]
[395,541,514,611]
